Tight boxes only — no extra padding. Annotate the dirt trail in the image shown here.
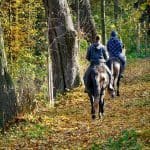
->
[0,58,150,149]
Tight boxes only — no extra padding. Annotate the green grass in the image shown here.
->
[91,130,142,150]
[124,98,150,108]
[127,51,150,60]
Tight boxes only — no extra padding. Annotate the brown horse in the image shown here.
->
[110,58,121,96]
[85,62,115,119]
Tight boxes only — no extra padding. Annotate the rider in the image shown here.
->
[107,31,126,78]
[84,35,113,91]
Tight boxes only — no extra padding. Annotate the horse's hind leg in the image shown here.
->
[99,89,105,119]
[91,71,100,119]
[117,77,121,96]
[88,93,96,119]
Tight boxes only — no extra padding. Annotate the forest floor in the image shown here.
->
[0,58,150,149]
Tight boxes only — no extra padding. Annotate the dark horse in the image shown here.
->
[85,62,115,119]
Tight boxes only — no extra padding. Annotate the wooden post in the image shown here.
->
[48,47,54,106]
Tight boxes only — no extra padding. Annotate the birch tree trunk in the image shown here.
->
[0,21,17,129]
[101,0,106,44]
[43,0,80,96]
[137,23,141,53]
[114,0,119,25]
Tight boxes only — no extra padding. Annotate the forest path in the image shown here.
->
[0,58,150,149]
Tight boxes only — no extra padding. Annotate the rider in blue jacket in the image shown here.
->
[107,31,126,78]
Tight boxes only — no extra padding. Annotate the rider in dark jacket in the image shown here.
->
[107,31,126,77]
[84,35,113,91]
[86,41,108,64]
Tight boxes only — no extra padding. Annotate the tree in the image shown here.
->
[1,0,48,111]
[101,0,106,44]
[43,0,80,96]
[70,0,97,43]
[0,20,17,129]
[114,0,119,25]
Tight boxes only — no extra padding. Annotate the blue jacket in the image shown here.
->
[86,42,108,65]
[107,37,123,57]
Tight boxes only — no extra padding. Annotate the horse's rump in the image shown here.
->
[107,57,122,96]
[109,57,121,64]
[107,58,120,76]
[96,64,106,73]
[85,64,109,94]
[84,63,115,119]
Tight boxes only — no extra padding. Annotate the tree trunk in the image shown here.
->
[114,0,119,25]
[43,0,80,96]
[71,0,97,43]
[0,21,17,129]
[101,0,106,44]
[137,23,141,53]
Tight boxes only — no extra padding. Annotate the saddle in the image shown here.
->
[95,64,106,73]
[91,59,106,66]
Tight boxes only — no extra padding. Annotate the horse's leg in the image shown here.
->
[99,88,105,119]
[91,70,100,119]
[88,93,95,119]
[117,76,121,96]
[116,63,122,96]
[114,73,118,90]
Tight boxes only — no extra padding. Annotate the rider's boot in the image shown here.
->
[120,66,125,78]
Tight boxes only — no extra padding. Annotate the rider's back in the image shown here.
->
[107,37,122,58]
[86,43,108,65]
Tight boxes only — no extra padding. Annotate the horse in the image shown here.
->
[84,62,115,119]
[108,48,126,96]
[109,58,121,96]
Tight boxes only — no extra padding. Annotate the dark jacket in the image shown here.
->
[107,37,123,57]
[86,42,109,65]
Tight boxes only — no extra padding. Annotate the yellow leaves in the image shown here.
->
[110,24,116,30]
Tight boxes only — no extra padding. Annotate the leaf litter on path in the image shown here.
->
[0,58,150,149]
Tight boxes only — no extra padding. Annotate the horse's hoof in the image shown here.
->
[92,114,96,120]
[84,90,88,93]
[111,93,116,98]
[99,113,104,119]
[117,93,120,96]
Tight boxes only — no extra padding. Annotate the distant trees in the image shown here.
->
[134,0,150,39]
[73,0,97,43]
[114,0,119,24]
